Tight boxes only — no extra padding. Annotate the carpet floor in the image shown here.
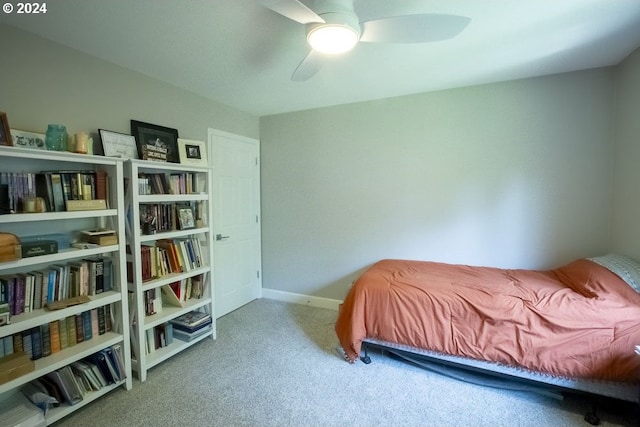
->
[55,298,637,426]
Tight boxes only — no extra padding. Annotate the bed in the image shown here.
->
[335,254,640,407]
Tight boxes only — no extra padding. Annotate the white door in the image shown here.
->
[209,128,262,318]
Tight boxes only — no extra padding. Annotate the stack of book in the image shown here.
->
[169,311,212,342]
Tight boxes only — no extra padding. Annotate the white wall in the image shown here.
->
[261,69,616,301]
[611,48,640,257]
[0,24,259,144]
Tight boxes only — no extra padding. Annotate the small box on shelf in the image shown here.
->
[0,233,21,263]
[21,239,58,258]
[0,352,35,385]
[66,199,107,211]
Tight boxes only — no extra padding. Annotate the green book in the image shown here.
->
[59,318,68,349]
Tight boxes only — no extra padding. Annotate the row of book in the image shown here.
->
[141,275,205,316]
[0,307,113,361]
[0,170,107,214]
[145,322,174,354]
[0,257,112,316]
[137,172,201,195]
[127,237,205,283]
[21,344,126,409]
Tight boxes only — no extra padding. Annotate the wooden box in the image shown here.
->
[0,352,35,385]
[0,233,21,262]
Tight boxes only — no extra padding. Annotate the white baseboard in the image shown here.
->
[262,288,341,311]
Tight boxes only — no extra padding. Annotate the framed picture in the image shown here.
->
[130,120,179,163]
[177,203,195,230]
[11,129,45,150]
[0,112,13,146]
[177,138,208,166]
[99,129,139,159]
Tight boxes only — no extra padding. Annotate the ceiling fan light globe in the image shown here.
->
[307,24,359,54]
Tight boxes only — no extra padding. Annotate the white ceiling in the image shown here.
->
[3,0,640,117]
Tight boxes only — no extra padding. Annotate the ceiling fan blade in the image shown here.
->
[360,14,471,43]
[257,0,324,24]
[291,50,324,81]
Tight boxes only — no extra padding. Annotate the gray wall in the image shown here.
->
[611,48,640,257]
[261,69,617,301]
[0,24,259,144]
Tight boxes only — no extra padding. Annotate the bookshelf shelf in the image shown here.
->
[0,245,119,270]
[138,227,211,243]
[0,146,132,424]
[125,159,215,382]
[0,209,117,224]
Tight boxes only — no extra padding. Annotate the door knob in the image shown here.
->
[216,234,230,241]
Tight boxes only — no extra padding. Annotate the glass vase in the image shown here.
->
[45,124,68,151]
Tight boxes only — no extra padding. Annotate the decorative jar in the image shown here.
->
[45,124,67,151]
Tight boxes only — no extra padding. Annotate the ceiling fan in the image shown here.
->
[257,0,471,81]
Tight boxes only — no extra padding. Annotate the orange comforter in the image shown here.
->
[335,258,640,381]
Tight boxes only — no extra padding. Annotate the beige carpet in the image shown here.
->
[55,298,636,427]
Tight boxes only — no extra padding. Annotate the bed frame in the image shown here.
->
[360,338,639,425]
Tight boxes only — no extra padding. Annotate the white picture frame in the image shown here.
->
[11,129,45,150]
[177,138,208,166]
[99,129,139,159]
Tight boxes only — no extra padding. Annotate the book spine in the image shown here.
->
[97,306,106,335]
[58,318,68,350]
[75,314,84,343]
[82,310,92,341]
[49,320,61,354]
[22,330,33,360]
[91,308,99,338]
[31,326,42,360]
[40,323,51,357]
[67,315,77,346]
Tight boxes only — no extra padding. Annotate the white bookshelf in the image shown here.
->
[0,145,132,424]
[124,159,215,382]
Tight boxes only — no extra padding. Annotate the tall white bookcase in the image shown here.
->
[124,159,215,382]
[0,146,132,425]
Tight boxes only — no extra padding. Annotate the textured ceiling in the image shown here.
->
[2,0,640,116]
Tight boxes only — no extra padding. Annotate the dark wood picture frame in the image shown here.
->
[130,120,179,163]
[0,112,13,146]
[176,203,196,230]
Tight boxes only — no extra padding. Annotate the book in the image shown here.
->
[81,310,92,341]
[170,310,211,329]
[30,327,42,360]
[90,308,99,338]
[88,351,115,384]
[49,321,61,354]
[71,361,101,391]
[49,173,66,212]
[96,306,106,335]
[35,173,54,212]
[100,347,121,382]
[46,367,83,405]
[67,316,77,347]
[66,199,106,211]
[75,314,84,343]
[58,318,68,350]
[84,359,108,387]
[21,330,32,360]
[104,304,112,332]
[40,323,51,357]
[12,333,23,354]
[173,324,213,342]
